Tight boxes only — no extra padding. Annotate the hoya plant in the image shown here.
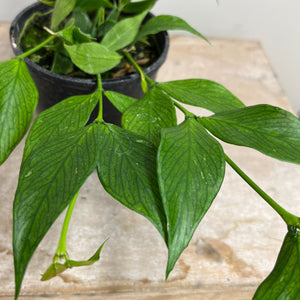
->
[0,0,299,299]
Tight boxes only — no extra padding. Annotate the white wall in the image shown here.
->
[1,0,34,20]
[1,0,299,114]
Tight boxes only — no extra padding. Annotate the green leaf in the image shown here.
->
[122,88,177,146]
[123,0,156,13]
[104,90,137,113]
[157,118,225,276]
[57,23,75,44]
[13,120,101,298]
[51,52,74,75]
[23,93,99,160]
[253,230,300,299]
[73,8,93,33]
[157,79,245,113]
[136,15,208,43]
[65,42,121,74]
[57,22,95,44]
[51,0,77,31]
[101,10,148,51]
[0,59,38,165]
[96,123,167,241]
[75,0,113,11]
[73,27,95,43]
[200,104,300,164]
[96,7,118,38]
[40,263,68,281]
[118,0,130,11]
[97,18,117,39]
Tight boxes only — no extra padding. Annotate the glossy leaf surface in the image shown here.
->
[200,104,300,164]
[23,93,98,159]
[0,59,38,165]
[122,88,177,146]
[104,90,137,113]
[51,0,76,30]
[253,230,300,299]
[13,96,101,298]
[137,15,208,42]
[97,123,167,241]
[65,42,121,74]
[157,118,225,276]
[101,10,148,51]
[158,79,245,113]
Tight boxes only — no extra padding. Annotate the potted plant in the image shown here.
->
[9,1,171,124]
[0,0,299,299]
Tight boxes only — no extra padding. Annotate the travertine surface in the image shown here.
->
[0,22,299,299]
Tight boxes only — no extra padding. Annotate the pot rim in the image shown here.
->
[9,2,169,86]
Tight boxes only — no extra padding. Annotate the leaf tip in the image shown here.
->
[165,254,177,280]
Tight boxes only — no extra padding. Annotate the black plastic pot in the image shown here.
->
[10,3,169,125]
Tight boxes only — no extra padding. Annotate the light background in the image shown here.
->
[1,0,299,114]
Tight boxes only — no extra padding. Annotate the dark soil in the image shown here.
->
[20,11,160,79]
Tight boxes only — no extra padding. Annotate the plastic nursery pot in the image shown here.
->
[10,3,169,125]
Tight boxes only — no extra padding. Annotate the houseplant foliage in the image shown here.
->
[0,0,299,299]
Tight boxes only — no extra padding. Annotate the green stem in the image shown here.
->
[95,74,103,122]
[19,34,56,59]
[122,50,149,93]
[54,192,79,261]
[174,102,195,118]
[225,154,300,228]
[121,52,195,119]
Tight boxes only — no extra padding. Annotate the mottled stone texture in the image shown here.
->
[0,23,299,299]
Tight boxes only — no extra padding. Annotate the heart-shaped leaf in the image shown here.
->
[122,88,177,146]
[0,59,38,165]
[96,123,167,241]
[65,42,121,74]
[253,230,300,299]
[158,79,245,113]
[157,118,225,276]
[101,10,148,51]
[200,104,300,164]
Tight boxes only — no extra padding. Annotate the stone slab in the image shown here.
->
[0,23,299,299]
